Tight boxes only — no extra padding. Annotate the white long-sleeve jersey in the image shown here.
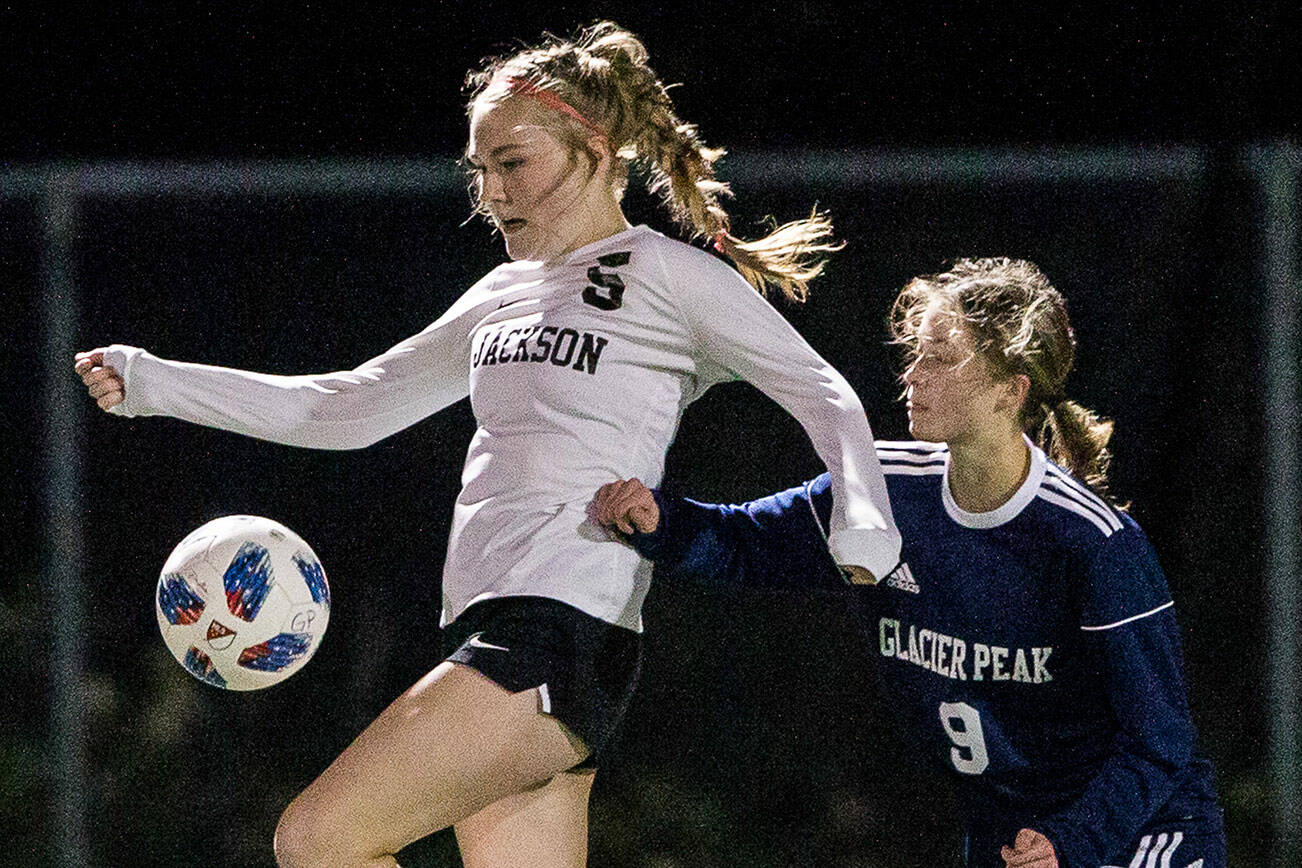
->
[105,224,900,630]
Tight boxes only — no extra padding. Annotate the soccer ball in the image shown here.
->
[155,515,330,690]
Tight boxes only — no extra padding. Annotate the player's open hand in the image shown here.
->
[1001,828,1057,868]
[73,348,125,412]
[592,478,661,535]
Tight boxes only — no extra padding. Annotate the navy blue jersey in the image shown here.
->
[632,440,1223,868]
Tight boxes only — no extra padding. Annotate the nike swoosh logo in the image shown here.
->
[466,632,510,652]
[496,297,531,310]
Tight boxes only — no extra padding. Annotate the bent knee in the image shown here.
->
[274,798,316,868]
[274,796,359,868]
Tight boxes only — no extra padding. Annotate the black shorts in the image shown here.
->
[442,595,643,769]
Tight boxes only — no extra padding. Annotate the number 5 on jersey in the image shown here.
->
[583,251,630,311]
[939,701,989,774]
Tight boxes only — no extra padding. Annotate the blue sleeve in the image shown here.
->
[627,474,849,591]
[1036,525,1198,867]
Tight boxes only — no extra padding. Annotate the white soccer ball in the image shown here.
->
[155,515,330,690]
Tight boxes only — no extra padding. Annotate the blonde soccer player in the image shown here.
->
[75,21,900,867]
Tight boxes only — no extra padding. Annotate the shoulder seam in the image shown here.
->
[1081,600,1174,631]
[645,232,704,351]
[1044,466,1122,530]
[1037,487,1119,537]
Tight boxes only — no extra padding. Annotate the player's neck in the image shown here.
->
[554,193,632,260]
[946,431,1031,513]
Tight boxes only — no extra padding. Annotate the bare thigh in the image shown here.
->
[455,769,596,868]
[276,661,588,863]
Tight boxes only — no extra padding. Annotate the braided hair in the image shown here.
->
[466,21,841,302]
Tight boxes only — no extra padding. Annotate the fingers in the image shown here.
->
[592,482,622,531]
[73,348,106,377]
[86,375,120,398]
[626,498,660,534]
[89,371,125,410]
[594,480,640,534]
[75,349,115,384]
[1000,829,1056,867]
[73,348,124,411]
[95,389,125,411]
[593,479,661,535]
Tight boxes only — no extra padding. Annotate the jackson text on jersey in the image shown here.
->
[471,324,609,374]
[470,251,632,376]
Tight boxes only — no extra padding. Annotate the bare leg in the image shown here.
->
[274,662,588,868]
[455,769,596,868]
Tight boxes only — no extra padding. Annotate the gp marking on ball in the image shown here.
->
[157,515,330,690]
[224,542,273,622]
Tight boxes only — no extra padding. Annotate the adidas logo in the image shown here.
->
[885,562,921,594]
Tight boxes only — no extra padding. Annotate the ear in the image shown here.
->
[999,373,1031,415]
[585,134,614,177]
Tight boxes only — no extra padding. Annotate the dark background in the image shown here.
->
[4,2,1295,157]
[3,2,1296,866]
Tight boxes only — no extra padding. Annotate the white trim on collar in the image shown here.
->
[941,435,1046,529]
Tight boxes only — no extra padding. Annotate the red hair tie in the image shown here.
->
[711,231,728,252]
[504,76,606,138]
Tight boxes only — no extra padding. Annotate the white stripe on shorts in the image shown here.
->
[1144,833,1169,868]
[1158,831,1184,868]
[1129,835,1153,868]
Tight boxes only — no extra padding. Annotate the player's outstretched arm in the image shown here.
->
[74,349,125,412]
[593,476,850,592]
[66,315,474,450]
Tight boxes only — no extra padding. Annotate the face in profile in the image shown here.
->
[902,301,1010,445]
[467,95,605,262]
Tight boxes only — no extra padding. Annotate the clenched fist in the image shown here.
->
[73,349,125,412]
[592,478,661,535]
